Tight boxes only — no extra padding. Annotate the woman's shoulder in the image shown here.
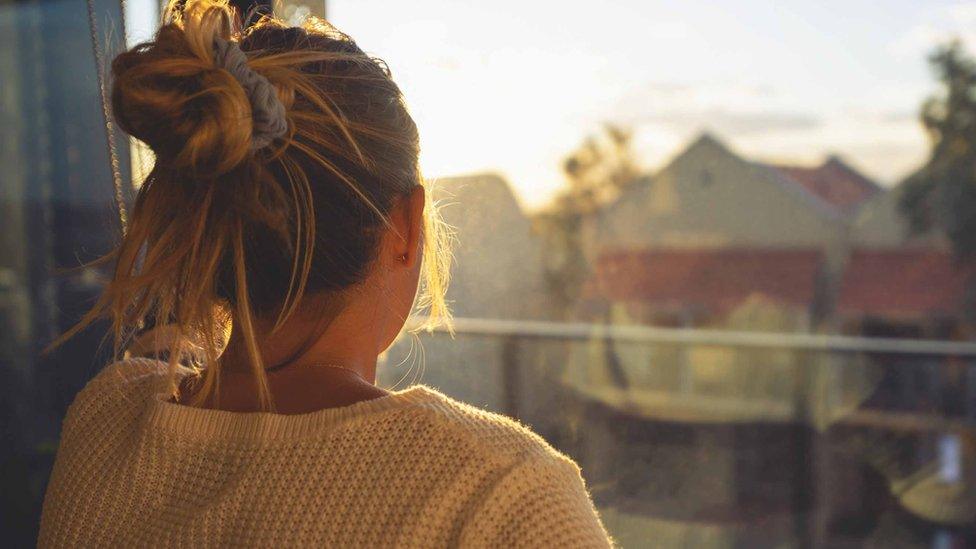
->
[75,357,173,402]
[61,358,173,435]
[402,385,577,467]
[402,387,612,548]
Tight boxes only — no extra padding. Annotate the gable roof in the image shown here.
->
[591,248,822,314]
[768,157,880,212]
[837,250,974,319]
[618,132,878,221]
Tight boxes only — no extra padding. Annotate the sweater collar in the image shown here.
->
[138,360,440,442]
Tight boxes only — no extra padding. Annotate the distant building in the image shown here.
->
[558,135,963,544]
[852,179,947,249]
[560,131,973,430]
[846,176,964,334]
[580,132,882,330]
[427,173,549,321]
[585,133,871,255]
[769,156,880,214]
[589,248,823,329]
[837,249,974,338]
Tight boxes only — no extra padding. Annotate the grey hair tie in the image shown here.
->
[212,37,288,150]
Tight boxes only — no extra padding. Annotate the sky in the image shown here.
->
[129,1,976,210]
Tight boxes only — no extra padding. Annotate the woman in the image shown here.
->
[38,1,612,547]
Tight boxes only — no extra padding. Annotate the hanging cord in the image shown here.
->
[85,0,129,234]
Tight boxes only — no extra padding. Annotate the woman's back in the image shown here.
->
[39,359,610,547]
[38,0,611,545]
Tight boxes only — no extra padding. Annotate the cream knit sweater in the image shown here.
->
[39,359,613,548]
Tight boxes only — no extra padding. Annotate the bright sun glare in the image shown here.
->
[126,0,976,210]
[329,0,976,211]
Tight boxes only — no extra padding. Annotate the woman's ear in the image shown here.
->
[391,185,425,269]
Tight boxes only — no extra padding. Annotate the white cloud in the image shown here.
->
[636,108,820,135]
[891,3,976,58]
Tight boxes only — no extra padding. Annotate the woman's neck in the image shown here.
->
[188,303,394,414]
[220,297,386,379]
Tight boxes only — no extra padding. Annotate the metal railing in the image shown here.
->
[406,316,976,356]
[401,316,976,430]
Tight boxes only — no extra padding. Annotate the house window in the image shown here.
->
[700,168,713,186]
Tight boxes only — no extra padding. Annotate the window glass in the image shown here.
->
[2,0,130,544]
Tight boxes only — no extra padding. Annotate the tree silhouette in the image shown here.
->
[900,41,976,260]
[534,124,641,317]
[560,124,641,214]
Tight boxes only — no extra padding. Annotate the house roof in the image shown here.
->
[837,250,974,319]
[767,157,880,212]
[592,248,822,314]
[626,133,880,220]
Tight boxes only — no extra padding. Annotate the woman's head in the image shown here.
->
[70,0,451,407]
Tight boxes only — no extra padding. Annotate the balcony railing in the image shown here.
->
[400,316,976,429]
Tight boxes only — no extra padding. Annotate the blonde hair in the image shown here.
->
[58,0,451,409]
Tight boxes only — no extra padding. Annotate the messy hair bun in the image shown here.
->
[111,4,284,176]
[60,0,452,409]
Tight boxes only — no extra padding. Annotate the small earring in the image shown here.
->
[396,253,408,263]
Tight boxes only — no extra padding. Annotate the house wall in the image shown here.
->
[579,134,854,328]
[429,174,549,320]
[851,184,947,249]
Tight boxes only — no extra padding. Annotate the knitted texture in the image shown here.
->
[39,359,612,548]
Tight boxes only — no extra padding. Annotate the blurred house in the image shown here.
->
[845,176,969,337]
[567,247,878,426]
[770,156,880,215]
[427,173,549,320]
[580,132,881,330]
[532,136,883,446]
[564,134,970,420]
[589,248,822,329]
[558,134,976,545]
[852,179,947,250]
[837,249,973,336]
[575,131,972,337]
[584,133,872,252]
